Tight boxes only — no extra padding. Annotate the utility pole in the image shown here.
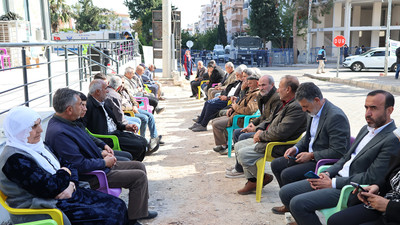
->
[384,0,392,76]
[162,0,172,78]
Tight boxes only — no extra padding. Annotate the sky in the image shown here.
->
[66,0,210,28]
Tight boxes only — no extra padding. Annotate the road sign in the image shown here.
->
[186,40,193,49]
[333,35,346,48]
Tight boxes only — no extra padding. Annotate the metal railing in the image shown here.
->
[0,39,138,115]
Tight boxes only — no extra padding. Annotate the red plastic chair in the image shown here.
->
[83,170,122,197]
[0,48,11,69]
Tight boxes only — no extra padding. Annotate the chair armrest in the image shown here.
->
[123,111,135,117]
[317,165,332,174]
[85,128,121,151]
[336,184,368,211]
[264,134,303,162]
[315,159,340,174]
[243,115,260,128]
[82,170,109,193]
[200,80,209,85]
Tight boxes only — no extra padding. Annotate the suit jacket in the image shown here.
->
[83,95,126,135]
[295,100,351,161]
[255,98,308,157]
[207,66,224,89]
[105,87,127,125]
[325,121,400,189]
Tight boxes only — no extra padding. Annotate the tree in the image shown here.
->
[49,0,72,33]
[217,3,227,46]
[124,0,162,20]
[72,0,110,32]
[249,0,280,49]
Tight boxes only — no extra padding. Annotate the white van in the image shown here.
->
[342,47,397,72]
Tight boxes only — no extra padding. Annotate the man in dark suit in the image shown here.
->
[83,79,148,161]
[235,75,308,195]
[278,90,400,225]
[270,82,351,214]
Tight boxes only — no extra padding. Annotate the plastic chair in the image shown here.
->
[85,128,121,151]
[198,80,209,100]
[255,135,303,202]
[0,48,11,69]
[226,110,260,157]
[0,190,63,225]
[82,170,122,197]
[143,84,152,93]
[123,111,140,135]
[17,219,58,225]
[134,97,153,113]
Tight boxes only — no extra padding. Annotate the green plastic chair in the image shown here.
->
[17,219,58,225]
[85,128,121,151]
[316,165,368,222]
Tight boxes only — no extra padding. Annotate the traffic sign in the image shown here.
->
[186,40,194,49]
[333,35,346,47]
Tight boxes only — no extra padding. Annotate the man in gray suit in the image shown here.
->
[270,82,351,214]
[278,90,400,225]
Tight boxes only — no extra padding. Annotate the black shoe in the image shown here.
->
[158,135,165,145]
[192,125,207,132]
[129,220,143,225]
[189,123,200,130]
[192,117,199,123]
[155,107,165,114]
[190,94,196,98]
[203,97,208,101]
[213,145,227,152]
[139,211,158,220]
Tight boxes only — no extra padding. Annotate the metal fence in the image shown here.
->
[0,39,138,115]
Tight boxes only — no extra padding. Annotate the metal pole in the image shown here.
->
[64,45,69,87]
[46,47,53,106]
[336,47,340,77]
[88,46,92,80]
[78,45,83,91]
[384,0,392,76]
[21,47,29,107]
[162,0,172,78]
[306,0,312,64]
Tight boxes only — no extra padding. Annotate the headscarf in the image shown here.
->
[3,106,60,174]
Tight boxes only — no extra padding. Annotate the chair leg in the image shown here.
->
[198,86,201,100]
[7,57,10,68]
[227,128,232,158]
[1,56,4,69]
[256,159,266,202]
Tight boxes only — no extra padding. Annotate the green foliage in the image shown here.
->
[181,28,218,50]
[124,0,162,20]
[59,28,75,32]
[49,0,72,33]
[72,0,111,32]
[249,0,280,45]
[217,3,227,46]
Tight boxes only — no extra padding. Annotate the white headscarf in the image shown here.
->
[3,106,60,174]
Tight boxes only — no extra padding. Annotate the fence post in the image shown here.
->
[64,45,69,87]
[78,45,83,91]
[46,47,53,106]
[88,46,92,81]
[21,47,29,107]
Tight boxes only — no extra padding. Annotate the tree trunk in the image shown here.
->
[292,1,299,64]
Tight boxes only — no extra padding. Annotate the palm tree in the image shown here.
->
[49,0,72,33]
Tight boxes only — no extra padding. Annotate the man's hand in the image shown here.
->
[55,182,75,199]
[360,192,389,212]
[295,152,313,163]
[194,78,198,81]
[125,124,138,133]
[283,147,297,159]
[230,96,237,103]
[104,145,114,155]
[355,184,379,204]
[226,108,233,117]
[101,150,109,158]
[132,106,139,114]
[104,155,117,168]
[308,173,331,190]
[253,130,263,143]
[219,95,228,101]
[242,123,255,133]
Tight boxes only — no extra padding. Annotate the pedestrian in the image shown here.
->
[316,46,326,74]
[395,46,400,79]
[265,48,269,67]
[354,45,361,55]
[343,44,349,60]
[183,50,195,80]
[361,45,367,53]
[256,48,264,67]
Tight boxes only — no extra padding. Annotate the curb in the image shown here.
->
[304,73,400,95]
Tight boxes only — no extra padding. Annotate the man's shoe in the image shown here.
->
[155,107,165,114]
[321,71,325,73]
[237,181,257,195]
[146,138,160,155]
[139,211,158,220]
[271,205,290,215]
[188,123,200,130]
[158,96,166,100]
[129,220,142,225]
[203,97,208,101]
[192,125,207,132]
[190,94,196,98]
[192,117,199,123]
[263,173,274,186]
[213,145,227,152]
[219,148,229,155]
[157,135,164,145]
[225,168,245,178]
[225,165,235,172]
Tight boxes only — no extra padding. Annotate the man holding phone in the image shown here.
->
[271,82,351,214]
[278,90,400,225]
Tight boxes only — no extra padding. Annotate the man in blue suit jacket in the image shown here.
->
[278,90,400,225]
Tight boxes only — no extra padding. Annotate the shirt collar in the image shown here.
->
[367,120,393,135]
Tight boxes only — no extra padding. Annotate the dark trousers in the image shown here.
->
[190,80,201,96]
[233,128,255,143]
[103,130,148,161]
[328,203,383,225]
[114,150,133,161]
[396,63,400,79]
[198,98,228,127]
[271,156,317,187]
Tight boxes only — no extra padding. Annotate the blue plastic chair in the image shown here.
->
[226,110,260,157]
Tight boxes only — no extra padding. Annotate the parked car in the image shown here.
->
[213,49,225,63]
[342,47,397,72]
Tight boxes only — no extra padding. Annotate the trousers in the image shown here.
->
[197,98,228,127]
[104,130,148,161]
[134,109,157,138]
[271,156,317,187]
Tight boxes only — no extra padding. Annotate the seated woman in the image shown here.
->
[328,144,400,225]
[0,106,128,225]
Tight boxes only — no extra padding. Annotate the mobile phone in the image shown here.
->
[350,182,366,192]
[304,171,320,179]
[287,155,296,160]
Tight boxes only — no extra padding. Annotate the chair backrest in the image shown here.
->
[0,48,7,55]
[83,170,122,197]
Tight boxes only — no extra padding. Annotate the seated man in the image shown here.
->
[204,61,225,100]
[278,90,400,225]
[106,75,161,152]
[124,66,164,114]
[207,62,236,99]
[84,79,148,161]
[189,66,249,132]
[234,75,308,195]
[211,73,263,154]
[45,88,157,225]
[270,82,351,214]
[142,63,164,100]
[190,61,207,98]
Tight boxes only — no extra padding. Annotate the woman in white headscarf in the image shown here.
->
[0,106,129,225]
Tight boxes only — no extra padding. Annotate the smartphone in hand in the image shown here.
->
[350,182,367,192]
[304,171,320,179]
[287,155,296,160]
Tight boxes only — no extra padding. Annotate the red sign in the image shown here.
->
[333,35,346,47]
